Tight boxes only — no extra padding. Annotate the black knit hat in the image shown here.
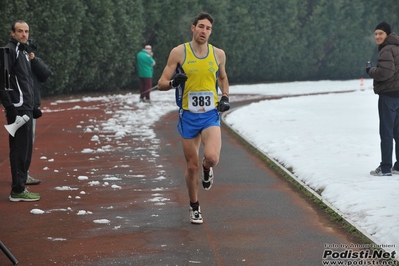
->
[375,21,391,35]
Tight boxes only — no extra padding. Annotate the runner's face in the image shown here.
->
[11,22,29,44]
[374,30,387,45]
[192,19,212,44]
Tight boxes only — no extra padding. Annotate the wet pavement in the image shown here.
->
[0,94,366,265]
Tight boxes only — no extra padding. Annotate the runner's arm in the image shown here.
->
[216,48,229,97]
[157,46,183,91]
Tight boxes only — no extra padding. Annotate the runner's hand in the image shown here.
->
[217,96,230,112]
[170,73,187,87]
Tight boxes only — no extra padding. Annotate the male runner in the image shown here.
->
[157,12,230,224]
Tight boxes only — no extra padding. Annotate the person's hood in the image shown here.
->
[379,33,399,50]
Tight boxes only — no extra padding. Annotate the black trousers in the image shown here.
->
[8,110,33,193]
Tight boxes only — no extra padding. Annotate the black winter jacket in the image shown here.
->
[369,33,399,95]
[31,57,52,108]
[0,38,34,110]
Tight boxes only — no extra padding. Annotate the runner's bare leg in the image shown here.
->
[201,126,221,169]
[181,136,201,202]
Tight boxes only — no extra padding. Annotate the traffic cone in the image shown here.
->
[360,78,364,87]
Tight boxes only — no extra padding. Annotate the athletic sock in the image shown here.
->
[203,161,210,171]
[190,201,199,210]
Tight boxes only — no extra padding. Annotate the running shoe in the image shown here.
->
[370,166,392,176]
[26,175,41,185]
[9,189,40,202]
[201,158,214,190]
[189,206,203,224]
[392,168,399,175]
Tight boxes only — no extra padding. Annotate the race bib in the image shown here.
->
[188,91,215,113]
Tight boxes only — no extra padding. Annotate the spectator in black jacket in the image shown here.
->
[0,20,40,201]
[367,21,399,176]
[26,48,52,185]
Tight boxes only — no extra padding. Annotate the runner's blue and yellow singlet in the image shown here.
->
[175,42,219,112]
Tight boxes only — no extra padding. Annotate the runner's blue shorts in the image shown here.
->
[177,109,220,139]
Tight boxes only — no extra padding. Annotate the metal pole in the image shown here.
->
[141,85,158,95]
[0,241,18,265]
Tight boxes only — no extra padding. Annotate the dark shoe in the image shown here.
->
[370,166,392,176]
[26,176,41,185]
[392,168,399,175]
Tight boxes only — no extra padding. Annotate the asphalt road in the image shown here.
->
[0,95,365,266]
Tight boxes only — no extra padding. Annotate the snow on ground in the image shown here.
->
[36,78,398,254]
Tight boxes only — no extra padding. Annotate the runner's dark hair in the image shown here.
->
[192,12,214,26]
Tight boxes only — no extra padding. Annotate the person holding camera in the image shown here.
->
[367,21,399,176]
[0,20,40,201]
[157,12,230,224]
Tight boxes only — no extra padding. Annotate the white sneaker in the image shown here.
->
[189,206,203,224]
[201,158,214,190]
[26,175,41,185]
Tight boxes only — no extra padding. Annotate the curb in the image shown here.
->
[221,104,397,262]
